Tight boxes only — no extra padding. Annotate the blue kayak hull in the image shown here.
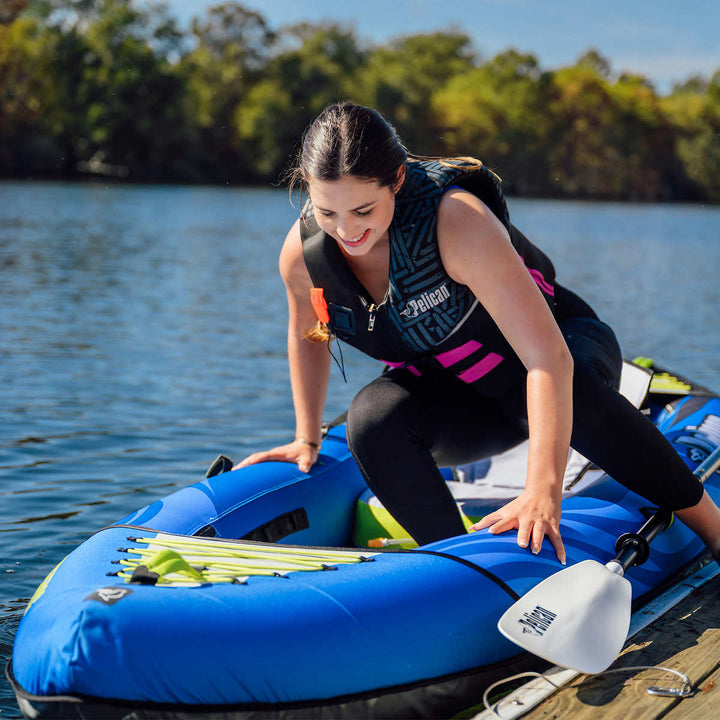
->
[8,389,720,718]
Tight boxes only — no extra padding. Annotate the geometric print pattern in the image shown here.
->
[384,161,510,353]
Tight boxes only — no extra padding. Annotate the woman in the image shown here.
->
[237,101,720,565]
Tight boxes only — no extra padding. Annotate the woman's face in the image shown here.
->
[307,171,403,257]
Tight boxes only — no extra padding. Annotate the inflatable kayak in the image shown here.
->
[7,359,720,719]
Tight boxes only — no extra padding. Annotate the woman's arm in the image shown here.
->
[437,189,572,563]
[235,220,331,473]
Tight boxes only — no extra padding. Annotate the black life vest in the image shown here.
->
[300,160,557,398]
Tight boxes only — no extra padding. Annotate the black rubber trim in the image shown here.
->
[6,650,542,720]
[241,508,310,543]
[193,524,217,538]
[205,454,235,478]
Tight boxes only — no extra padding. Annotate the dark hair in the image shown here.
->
[290,102,408,189]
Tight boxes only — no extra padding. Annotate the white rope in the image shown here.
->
[482,672,559,715]
[599,665,693,697]
[481,664,692,716]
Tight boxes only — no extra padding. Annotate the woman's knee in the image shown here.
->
[562,317,622,391]
[346,376,419,454]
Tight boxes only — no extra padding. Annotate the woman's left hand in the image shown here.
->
[470,489,566,564]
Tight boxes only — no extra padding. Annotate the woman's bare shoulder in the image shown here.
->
[438,188,509,241]
[279,219,312,291]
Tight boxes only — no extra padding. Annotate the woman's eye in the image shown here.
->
[317,207,373,219]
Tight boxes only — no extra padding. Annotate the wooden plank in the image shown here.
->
[518,574,720,719]
[664,667,720,719]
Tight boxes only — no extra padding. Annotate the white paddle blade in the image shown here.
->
[497,560,632,674]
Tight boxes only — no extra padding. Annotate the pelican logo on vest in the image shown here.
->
[518,605,557,637]
[85,587,134,605]
[399,284,450,319]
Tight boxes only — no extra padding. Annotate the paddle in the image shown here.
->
[498,444,720,674]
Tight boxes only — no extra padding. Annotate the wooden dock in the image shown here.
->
[469,565,720,720]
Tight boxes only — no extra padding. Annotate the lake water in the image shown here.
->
[1,181,719,715]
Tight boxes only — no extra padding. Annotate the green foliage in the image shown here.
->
[575,48,612,78]
[234,22,365,180]
[1,1,718,201]
[544,61,678,200]
[0,0,30,24]
[74,0,187,178]
[606,74,676,200]
[357,31,475,152]
[0,15,60,173]
[544,64,621,197]
[432,50,551,193]
[671,70,720,201]
[178,3,275,181]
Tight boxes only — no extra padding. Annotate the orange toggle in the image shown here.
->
[310,288,330,324]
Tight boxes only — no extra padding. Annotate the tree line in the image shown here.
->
[2,0,719,201]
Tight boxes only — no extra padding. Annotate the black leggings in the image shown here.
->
[346,316,704,545]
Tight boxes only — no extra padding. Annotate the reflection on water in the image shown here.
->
[11,511,82,525]
[1,181,719,716]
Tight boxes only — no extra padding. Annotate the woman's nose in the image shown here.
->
[335,222,359,241]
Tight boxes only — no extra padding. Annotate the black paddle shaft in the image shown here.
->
[613,444,720,573]
[613,510,672,571]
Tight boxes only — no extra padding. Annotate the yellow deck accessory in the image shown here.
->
[117,532,376,587]
[649,373,692,394]
[353,489,474,550]
[633,357,692,395]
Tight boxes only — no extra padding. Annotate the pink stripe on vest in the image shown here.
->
[458,353,504,383]
[382,360,422,376]
[383,360,405,369]
[527,268,555,297]
[434,340,483,367]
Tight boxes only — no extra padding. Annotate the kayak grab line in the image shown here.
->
[129,532,377,560]
[414,550,520,601]
[109,533,378,586]
[126,534,374,563]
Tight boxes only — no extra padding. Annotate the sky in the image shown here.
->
[158,0,720,94]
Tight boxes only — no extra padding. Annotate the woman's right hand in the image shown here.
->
[233,439,320,474]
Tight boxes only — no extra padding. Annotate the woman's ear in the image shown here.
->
[393,165,406,194]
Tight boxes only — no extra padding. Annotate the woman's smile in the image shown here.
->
[339,228,371,248]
